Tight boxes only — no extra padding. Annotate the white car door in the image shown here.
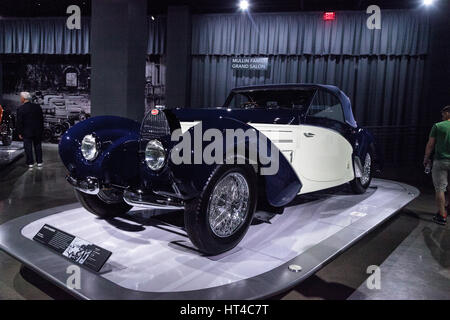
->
[295,89,354,194]
[298,125,353,181]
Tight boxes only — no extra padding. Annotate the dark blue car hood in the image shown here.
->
[171,108,299,125]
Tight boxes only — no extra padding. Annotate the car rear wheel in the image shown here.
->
[184,165,257,255]
[350,152,372,194]
[75,189,132,218]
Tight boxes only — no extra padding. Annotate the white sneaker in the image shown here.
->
[37,163,43,167]
[28,164,34,169]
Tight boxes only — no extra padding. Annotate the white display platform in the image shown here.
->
[0,141,24,167]
[0,179,419,299]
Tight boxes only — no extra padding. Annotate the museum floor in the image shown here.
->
[0,144,449,300]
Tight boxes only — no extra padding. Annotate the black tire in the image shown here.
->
[184,165,257,255]
[62,121,71,132]
[2,134,12,146]
[42,128,52,143]
[350,151,373,194]
[75,189,132,218]
[53,124,65,137]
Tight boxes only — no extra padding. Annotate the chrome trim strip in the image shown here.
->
[123,190,184,210]
[66,176,100,195]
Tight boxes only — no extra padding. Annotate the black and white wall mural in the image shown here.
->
[1,54,166,143]
[2,55,91,143]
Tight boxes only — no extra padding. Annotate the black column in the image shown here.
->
[91,0,148,120]
[165,6,192,108]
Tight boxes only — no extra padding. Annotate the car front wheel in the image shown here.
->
[184,165,257,255]
[350,152,372,194]
[75,189,132,218]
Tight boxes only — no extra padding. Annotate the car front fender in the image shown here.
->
[168,116,302,207]
[59,116,140,186]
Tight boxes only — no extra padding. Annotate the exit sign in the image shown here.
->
[323,12,336,21]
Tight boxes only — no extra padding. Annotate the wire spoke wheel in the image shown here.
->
[207,172,250,238]
[360,153,372,186]
[184,165,257,255]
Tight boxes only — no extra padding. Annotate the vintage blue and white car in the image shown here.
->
[59,84,380,255]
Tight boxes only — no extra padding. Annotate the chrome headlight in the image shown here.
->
[81,134,99,161]
[145,140,166,171]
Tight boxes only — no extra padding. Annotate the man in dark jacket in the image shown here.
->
[16,92,44,168]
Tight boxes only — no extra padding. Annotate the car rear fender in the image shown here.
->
[352,128,383,173]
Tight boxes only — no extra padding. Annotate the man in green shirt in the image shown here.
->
[424,105,450,225]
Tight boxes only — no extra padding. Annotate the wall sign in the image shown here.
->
[231,57,269,70]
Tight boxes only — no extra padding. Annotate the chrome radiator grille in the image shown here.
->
[140,110,171,140]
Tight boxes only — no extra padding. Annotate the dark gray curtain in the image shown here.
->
[191,55,426,126]
[0,16,166,55]
[190,10,430,128]
[192,11,429,56]
[0,18,90,54]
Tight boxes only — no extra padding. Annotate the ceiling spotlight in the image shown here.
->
[151,16,155,21]
[423,0,434,5]
[239,0,250,11]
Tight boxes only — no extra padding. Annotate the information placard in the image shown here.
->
[33,224,111,272]
[231,57,269,70]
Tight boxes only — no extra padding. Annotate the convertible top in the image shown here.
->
[231,84,357,128]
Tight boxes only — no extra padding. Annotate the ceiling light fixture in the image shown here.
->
[239,0,250,11]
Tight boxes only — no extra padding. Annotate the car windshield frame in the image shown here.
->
[223,88,316,111]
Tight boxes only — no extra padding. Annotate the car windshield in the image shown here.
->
[225,89,315,111]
